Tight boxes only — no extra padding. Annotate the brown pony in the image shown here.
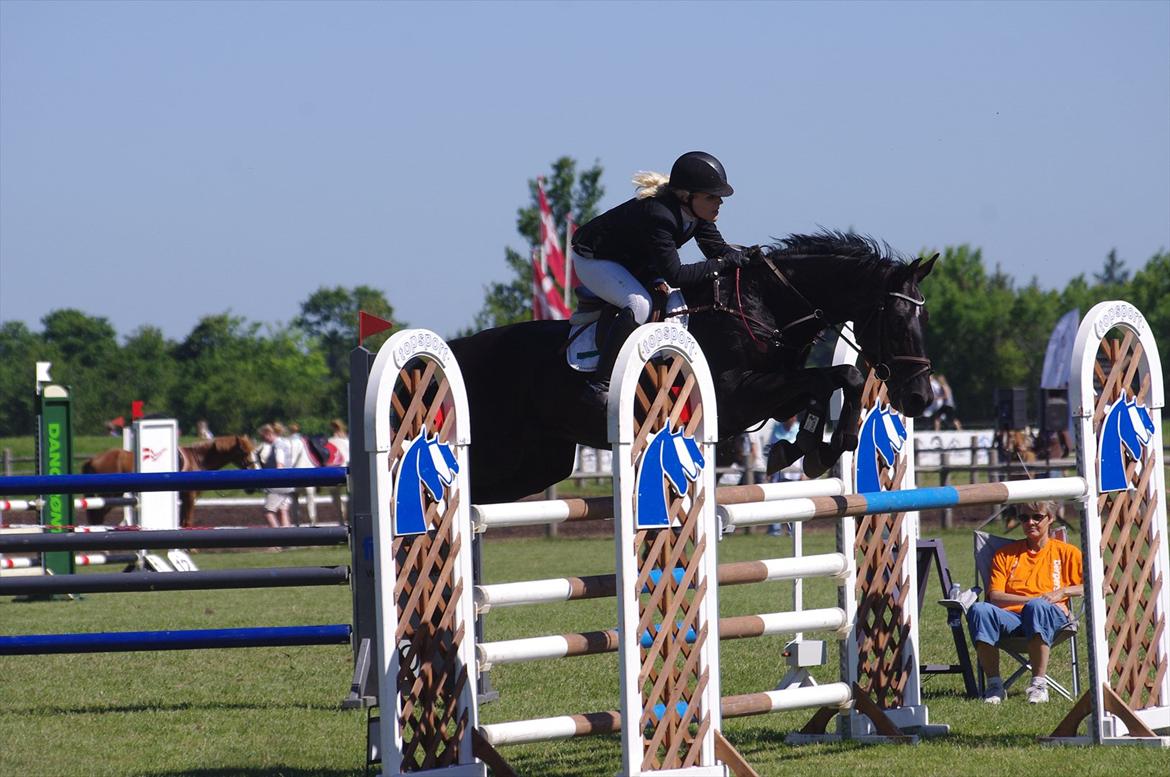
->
[81,435,259,527]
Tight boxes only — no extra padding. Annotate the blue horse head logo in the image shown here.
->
[1099,396,1155,493]
[393,426,459,536]
[635,425,705,529]
[857,404,908,493]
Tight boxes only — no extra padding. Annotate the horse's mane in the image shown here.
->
[764,230,909,270]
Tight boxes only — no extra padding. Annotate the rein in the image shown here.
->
[670,255,932,384]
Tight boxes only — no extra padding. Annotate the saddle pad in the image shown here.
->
[566,289,689,373]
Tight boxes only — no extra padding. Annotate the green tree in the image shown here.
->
[39,309,121,433]
[920,245,1023,422]
[471,156,604,330]
[1094,248,1130,285]
[172,314,334,436]
[119,326,180,423]
[1124,250,1170,366]
[0,321,44,435]
[293,285,399,416]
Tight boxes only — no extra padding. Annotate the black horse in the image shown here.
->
[450,231,936,504]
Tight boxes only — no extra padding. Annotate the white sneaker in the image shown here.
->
[983,677,1005,704]
[1026,678,1049,704]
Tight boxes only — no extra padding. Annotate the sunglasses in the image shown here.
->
[1020,514,1048,523]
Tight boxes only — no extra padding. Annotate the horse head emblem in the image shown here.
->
[393,426,459,536]
[635,424,705,529]
[857,403,908,493]
[1099,396,1155,493]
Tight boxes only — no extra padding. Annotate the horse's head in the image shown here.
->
[851,254,937,417]
[659,426,705,495]
[1120,397,1155,458]
[236,435,262,469]
[416,432,459,501]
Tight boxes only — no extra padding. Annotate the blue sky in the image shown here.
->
[1,0,1167,341]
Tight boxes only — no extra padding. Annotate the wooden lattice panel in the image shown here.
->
[1090,333,1167,711]
[853,373,913,709]
[388,358,470,771]
[630,355,711,771]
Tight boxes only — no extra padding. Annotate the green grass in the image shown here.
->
[2,533,1169,776]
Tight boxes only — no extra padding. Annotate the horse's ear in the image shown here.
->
[915,253,939,282]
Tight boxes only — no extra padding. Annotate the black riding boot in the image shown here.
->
[581,308,640,411]
[595,308,640,386]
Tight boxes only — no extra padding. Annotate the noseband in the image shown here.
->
[753,255,932,386]
[857,291,933,384]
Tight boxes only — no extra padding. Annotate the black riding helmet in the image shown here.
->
[669,151,734,197]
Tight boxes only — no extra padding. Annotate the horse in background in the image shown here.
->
[81,435,259,527]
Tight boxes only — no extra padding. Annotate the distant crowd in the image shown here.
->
[256,419,350,530]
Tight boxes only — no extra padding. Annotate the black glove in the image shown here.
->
[745,244,767,263]
[722,250,752,269]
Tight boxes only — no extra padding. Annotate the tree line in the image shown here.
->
[1,156,1165,438]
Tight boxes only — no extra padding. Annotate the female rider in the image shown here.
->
[570,151,752,378]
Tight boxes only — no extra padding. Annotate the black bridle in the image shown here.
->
[671,255,932,385]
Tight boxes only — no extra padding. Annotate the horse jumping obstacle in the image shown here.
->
[0,468,357,658]
[365,299,1168,774]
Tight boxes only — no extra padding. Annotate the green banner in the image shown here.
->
[38,389,74,577]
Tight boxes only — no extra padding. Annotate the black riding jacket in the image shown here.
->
[570,193,739,288]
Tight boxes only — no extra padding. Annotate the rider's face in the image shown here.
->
[690,192,722,221]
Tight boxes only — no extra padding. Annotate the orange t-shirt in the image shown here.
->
[989,538,1083,614]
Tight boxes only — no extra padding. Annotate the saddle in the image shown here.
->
[565,282,688,372]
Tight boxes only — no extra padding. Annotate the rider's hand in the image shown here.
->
[745,245,767,263]
[722,250,752,269]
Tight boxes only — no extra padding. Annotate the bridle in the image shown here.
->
[670,254,932,385]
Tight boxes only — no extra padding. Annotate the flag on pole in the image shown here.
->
[537,177,568,290]
[563,211,578,307]
[358,311,395,343]
[532,248,571,321]
[533,177,573,320]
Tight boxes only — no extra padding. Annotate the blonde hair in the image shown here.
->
[632,170,673,200]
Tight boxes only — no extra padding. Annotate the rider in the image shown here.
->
[570,151,753,381]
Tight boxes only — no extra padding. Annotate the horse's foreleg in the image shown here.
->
[827,364,864,453]
[180,492,197,528]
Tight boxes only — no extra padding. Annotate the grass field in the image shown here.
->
[3,528,1168,776]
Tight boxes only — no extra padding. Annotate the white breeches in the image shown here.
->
[571,251,652,324]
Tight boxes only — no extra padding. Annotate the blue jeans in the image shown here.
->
[966,599,1070,647]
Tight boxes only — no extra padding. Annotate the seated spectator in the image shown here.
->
[966,501,1083,704]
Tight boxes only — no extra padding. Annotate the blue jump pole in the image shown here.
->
[0,526,349,553]
[0,467,347,496]
[0,565,350,597]
[0,624,352,655]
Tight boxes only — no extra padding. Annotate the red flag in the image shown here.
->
[532,249,571,321]
[536,177,568,290]
[131,401,144,420]
[359,311,394,343]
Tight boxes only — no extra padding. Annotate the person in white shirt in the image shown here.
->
[258,423,293,529]
[286,423,317,526]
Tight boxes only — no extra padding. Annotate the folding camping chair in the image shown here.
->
[969,528,1081,701]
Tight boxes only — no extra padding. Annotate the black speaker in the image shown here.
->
[995,387,1028,429]
[1039,389,1069,432]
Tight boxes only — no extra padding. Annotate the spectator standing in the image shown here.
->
[258,423,293,530]
[195,419,214,440]
[327,419,351,524]
[286,423,318,526]
[934,374,961,431]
